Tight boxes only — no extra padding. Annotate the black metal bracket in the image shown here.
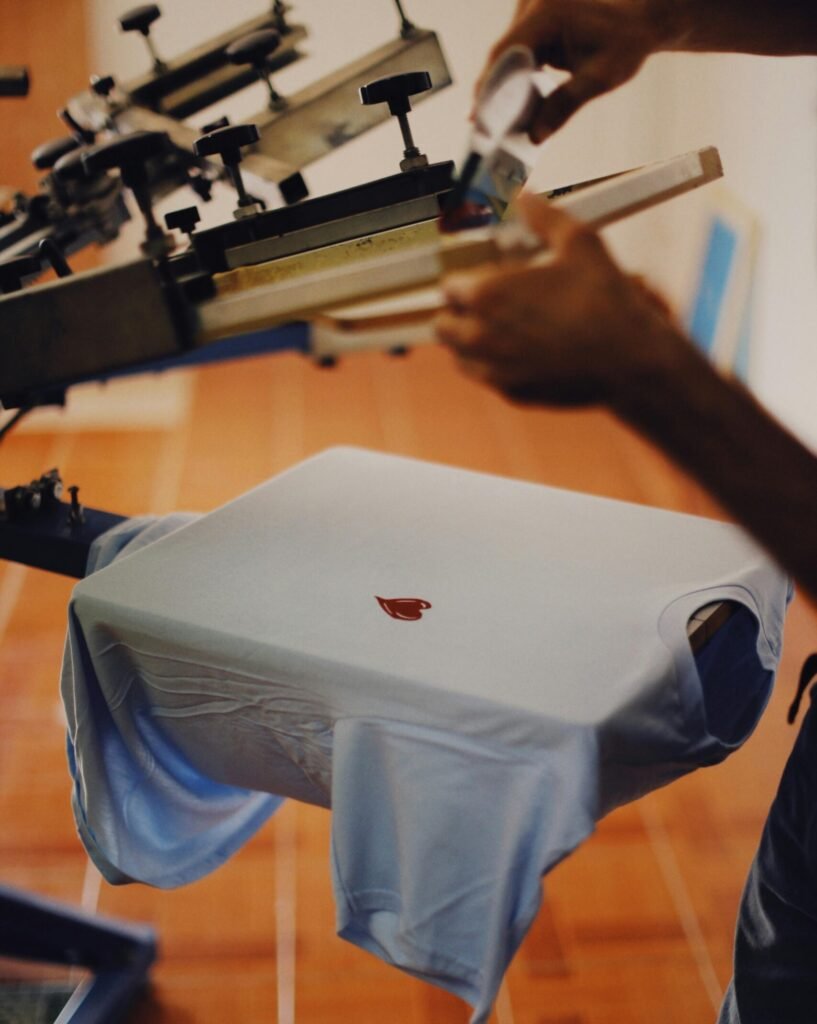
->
[0,471,126,577]
[0,257,194,410]
[0,884,156,1024]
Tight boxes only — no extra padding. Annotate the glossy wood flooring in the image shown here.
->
[2,346,815,1023]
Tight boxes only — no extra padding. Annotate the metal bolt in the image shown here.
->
[68,485,85,527]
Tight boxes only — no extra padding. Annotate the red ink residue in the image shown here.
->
[375,596,432,621]
[438,201,494,234]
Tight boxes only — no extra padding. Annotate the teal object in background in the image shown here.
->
[685,198,759,383]
[688,216,739,356]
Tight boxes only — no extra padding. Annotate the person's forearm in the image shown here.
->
[656,0,817,56]
[612,330,817,599]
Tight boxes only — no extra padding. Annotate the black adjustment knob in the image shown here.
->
[0,66,30,97]
[193,122,257,162]
[38,238,73,278]
[225,29,286,111]
[0,255,41,294]
[53,145,94,183]
[90,75,119,132]
[201,115,230,134]
[90,74,115,98]
[194,123,265,218]
[165,205,200,240]
[81,130,167,179]
[224,29,279,66]
[271,1,291,34]
[359,71,431,115]
[59,107,96,145]
[119,3,160,32]
[279,171,308,206]
[359,71,432,171]
[119,4,166,74]
[31,136,80,172]
[82,131,172,254]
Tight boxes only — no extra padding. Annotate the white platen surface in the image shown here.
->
[62,448,789,1021]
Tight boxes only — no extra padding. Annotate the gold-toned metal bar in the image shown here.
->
[201,146,723,341]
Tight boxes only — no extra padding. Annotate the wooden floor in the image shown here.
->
[1,346,815,1023]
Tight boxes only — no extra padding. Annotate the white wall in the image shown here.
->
[87,1,817,445]
[646,52,817,448]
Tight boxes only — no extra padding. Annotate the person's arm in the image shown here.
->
[610,323,817,600]
[481,0,817,139]
[661,0,817,55]
[434,193,817,600]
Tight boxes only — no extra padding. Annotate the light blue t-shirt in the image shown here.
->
[61,449,791,1022]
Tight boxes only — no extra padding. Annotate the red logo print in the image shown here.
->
[375,597,432,621]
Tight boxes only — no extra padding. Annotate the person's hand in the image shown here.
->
[433,191,685,406]
[477,0,673,141]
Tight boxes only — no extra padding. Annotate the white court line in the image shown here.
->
[638,799,724,1012]
[0,564,28,645]
[147,416,194,516]
[0,565,29,724]
[65,863,104,987]
[275,806,298,1024]
[80,860,103,914]
[495,978,516,1024]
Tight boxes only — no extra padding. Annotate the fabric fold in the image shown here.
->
[331,716,598,1022]
[61,513,282,888]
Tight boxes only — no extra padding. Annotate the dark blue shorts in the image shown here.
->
[718,687,817,1022]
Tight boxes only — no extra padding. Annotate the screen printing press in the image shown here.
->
[0,3,765,1021]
